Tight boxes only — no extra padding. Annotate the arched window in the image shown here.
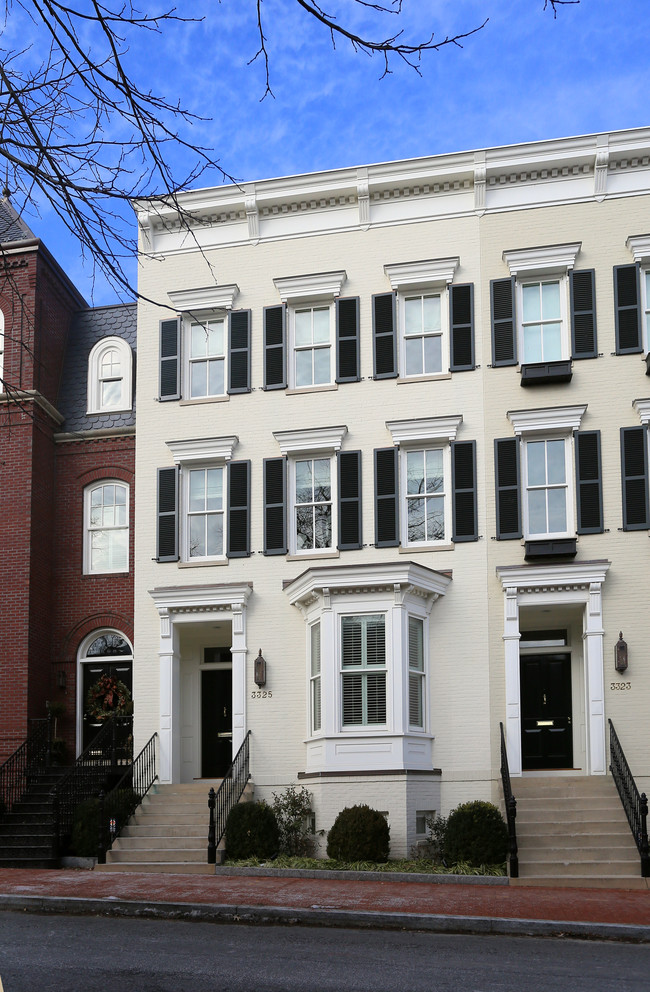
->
[84,480,129,573]
[87,336,132,413]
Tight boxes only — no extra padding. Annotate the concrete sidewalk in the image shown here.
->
[1,867,649,941]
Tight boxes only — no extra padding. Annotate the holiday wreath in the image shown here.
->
[86,673,132,721]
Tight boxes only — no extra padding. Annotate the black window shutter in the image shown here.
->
[450,284,475,372]
[614,265,642,354]
[491,278,517,366]
[159,318,181,400]
[494,438,521,539]
[338,450,362,550]
[157,466,179,561]
[452,440,478,542]
[263,457,287,554]
[575,431,603,534]
[570,270,597,359]
[227,460,251,557]
[621,426,649,530]
[372,293,397,379]
[264,305,286,389]
[374,447,399,547]
[228,310,251,394]
[336,297,360,383]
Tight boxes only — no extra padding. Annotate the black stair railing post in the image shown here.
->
[45,709,53,768]
[110,716,117,771]
[207,787,216,864]
[507,794,518,879]
[640,793,649,878]
[97,790,107,865]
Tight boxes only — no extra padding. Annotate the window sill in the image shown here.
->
[520,360,573,386]
[286,383,338,395]
[399,543,453,554]
[86,406,132,415]
[524,537,577,560]
[178,558,228,568]
[179,395,229,406]
[287,549,340,562]
[82,571,130,578]
[397,372,451,385]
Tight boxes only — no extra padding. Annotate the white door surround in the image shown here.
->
[496,561,610,777]
[149,583,252,783]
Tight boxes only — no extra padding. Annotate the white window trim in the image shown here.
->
[385,257,459,379]
[522,435,574,540]
[184,312,228,400]
[274,425,347,456]
[286,562,450,773]
[628,239,650,353]
[339,609,389,731]
[166,435,238,563]
[288,452,337,556]
[507,405,586,435]
[273,272,347,391]
[168,285,239,312]
[399,444,452,548]
[288,300,335,389]
[633,398,650,425]
[503,243,580,366]
[83,480,130,575]
[87,337,132,414]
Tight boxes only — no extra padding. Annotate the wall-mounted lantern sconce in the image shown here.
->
[57,670,67,690]
[254,649,267,687]
[615,632,628,673]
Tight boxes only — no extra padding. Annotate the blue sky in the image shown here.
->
[9,0,650,305]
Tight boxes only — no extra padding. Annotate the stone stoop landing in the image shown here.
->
[508,775,642,886]
[96,780,254,874]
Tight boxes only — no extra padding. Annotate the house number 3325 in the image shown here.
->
[251,690,272,699]
[610,682,631,690]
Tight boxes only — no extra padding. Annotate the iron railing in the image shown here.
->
[97,733,158,864]
[608,719,649,877]
[0,717,51,815]
[52,715,133,848]
[208,730,251,864]
[499,721,519,878]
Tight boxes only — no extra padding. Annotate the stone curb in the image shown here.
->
[214,866,509,885]
[1,894,649,943]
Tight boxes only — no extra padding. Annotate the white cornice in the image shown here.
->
[627,234,650,263]
[387,415,463,445]
[166,435,238,464]
[273,425,347,455]
[384,257,459,290]
[503,243,581,277]
[507,405,587,435]
[150,583,253,613]
[497,560,610,591]
[273,271,347,302]
[633,398,650,424]
[284,560,452,613]
[168,285,239,312]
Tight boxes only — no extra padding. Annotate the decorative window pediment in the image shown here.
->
[273,271,347,303]
[387,415,463,446]
[167,285,239,312]
[507,404,587,435]
[384,257,459,290]
[273,425,347,456]
[503,243,581,277]
[166,435,238,464]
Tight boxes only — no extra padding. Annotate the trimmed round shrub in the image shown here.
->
[225,801,279,859]
[326,804,390,862]
[443,800,508,867]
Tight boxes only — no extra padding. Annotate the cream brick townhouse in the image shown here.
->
[133,128,650,859]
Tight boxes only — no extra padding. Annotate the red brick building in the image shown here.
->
[0,198,135,763]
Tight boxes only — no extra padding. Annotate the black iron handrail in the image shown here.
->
[208,730,251,864]
[0,717,51,815]
[608,719,649,878]
[499,721,519,878]
[52,715,133,849]
[97,733,158,864]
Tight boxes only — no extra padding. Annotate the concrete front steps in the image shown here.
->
[509,775,643,886]
[96,781,252,874]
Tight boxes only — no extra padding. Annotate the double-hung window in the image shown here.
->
[188,318,226,398]
[157,436,251,563]
[494,405,604,549]
[293,305,332,387]
[408,616,425,730]
[84,481,129,573]
[294,456,333,552]
[523,438,571,537]
[341,614,387,727]
[404,447,446,544]
[621,236,650,356]
[520,280,564,364]
[379,257,461,380]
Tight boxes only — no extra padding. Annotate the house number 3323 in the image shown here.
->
[610,682,631,690]
[251,690,272,699]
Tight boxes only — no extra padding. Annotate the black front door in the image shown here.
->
[82,661,133,751]
[520,653,573,770]
[201,668,232,777]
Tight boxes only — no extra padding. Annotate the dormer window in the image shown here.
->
[88,337,132,413]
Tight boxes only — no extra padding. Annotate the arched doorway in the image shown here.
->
[77,630,133,754]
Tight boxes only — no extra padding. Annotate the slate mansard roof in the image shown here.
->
[57,302,137,432]
[0,197,36,244]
